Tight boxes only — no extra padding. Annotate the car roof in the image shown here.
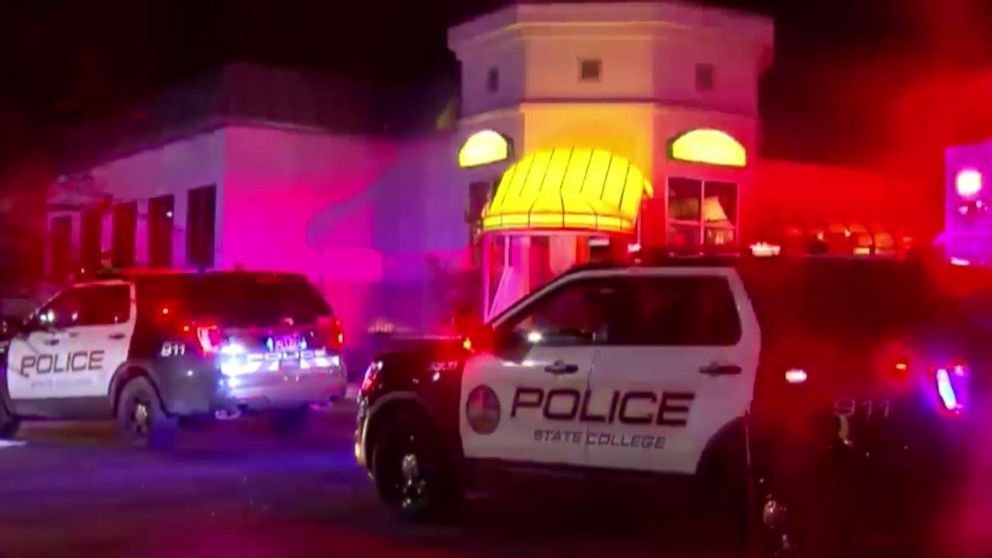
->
[560,254,934,278]
[73,269,308,287]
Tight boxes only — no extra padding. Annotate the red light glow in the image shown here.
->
[361,361,382,395]
[750,242,782,257]
[196,325,223,354]
[784,368,808,384]
[319,316,345,351]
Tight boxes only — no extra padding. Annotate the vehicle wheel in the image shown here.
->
[116,377,177,450]
[371,410,461,521]
[696,431,751,556]
[269,406,310,435]
[0,399,19,439]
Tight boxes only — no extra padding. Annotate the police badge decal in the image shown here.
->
[466,385,501,435]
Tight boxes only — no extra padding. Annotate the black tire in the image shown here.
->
[116,377,177,450]
[0,398,19,440]
[695,428,752,557]
[269,406,310,436]
[371,410,461,521]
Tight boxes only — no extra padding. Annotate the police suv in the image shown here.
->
[355,255,987,556]
[0,270,346,448]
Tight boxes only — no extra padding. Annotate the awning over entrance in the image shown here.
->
[481,148,653,235]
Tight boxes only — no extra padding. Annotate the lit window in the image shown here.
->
[667,177,738,249]
[670,129,746,167]
[487,67,500,93]
[458,130,511,168]
[579,59,602,82]
[696,63,715,92]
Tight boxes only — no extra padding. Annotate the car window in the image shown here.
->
[77,285,132,325]
[499,278,615,346]
[37,290,83,329]
[136,274,331,326]
[741,260,951,341]
[606,276,742,346]
[37,284,131,329]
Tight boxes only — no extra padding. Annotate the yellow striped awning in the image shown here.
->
[481,148,653,235]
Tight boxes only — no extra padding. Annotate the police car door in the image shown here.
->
[585,269,759,474]
[460,276,610,467]
[7,283,135,402]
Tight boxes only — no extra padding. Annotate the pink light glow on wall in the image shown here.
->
[220,126,471,348]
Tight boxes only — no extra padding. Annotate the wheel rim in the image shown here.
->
[130,398,151,438]
[399,452,428,508]
[398,449,430,510]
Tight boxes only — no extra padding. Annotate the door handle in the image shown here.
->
[700,362,742,376]
[67,331,79,339]
[108,333,126,340]
[545,360,579,375]
[42,338,60,346]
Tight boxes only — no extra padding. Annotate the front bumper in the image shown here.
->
[354,397,370,469]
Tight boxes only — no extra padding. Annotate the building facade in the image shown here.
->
[46,3,954,367]
[47,65,471,368]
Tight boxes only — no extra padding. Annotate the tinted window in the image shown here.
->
[79,285,132,325]
[148,195,174,268]
[186,185,216,269]
[739,259,985,341]
[498,275,741,347]
[81,208,103,270]
[136,274,331,326]
[111,202,137,268]
[607,276,741,346]
[39,285,131,328]
[500,279,613,346]
[49,216,72,281]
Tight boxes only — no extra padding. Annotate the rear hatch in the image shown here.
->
[137,273,342,369]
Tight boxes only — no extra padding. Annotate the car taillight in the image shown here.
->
[361,360,382,395]
[195,325,223,354]
[319,316,344,351]
[935,363,968,414]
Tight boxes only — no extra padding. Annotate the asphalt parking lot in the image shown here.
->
[0,402,743,558]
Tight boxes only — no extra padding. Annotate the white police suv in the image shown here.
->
[356,255,987,557]
[0,270,346,448]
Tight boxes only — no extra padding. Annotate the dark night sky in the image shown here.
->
[2,0,992,169]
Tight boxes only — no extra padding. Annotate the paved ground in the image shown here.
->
[0,403,739,558]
